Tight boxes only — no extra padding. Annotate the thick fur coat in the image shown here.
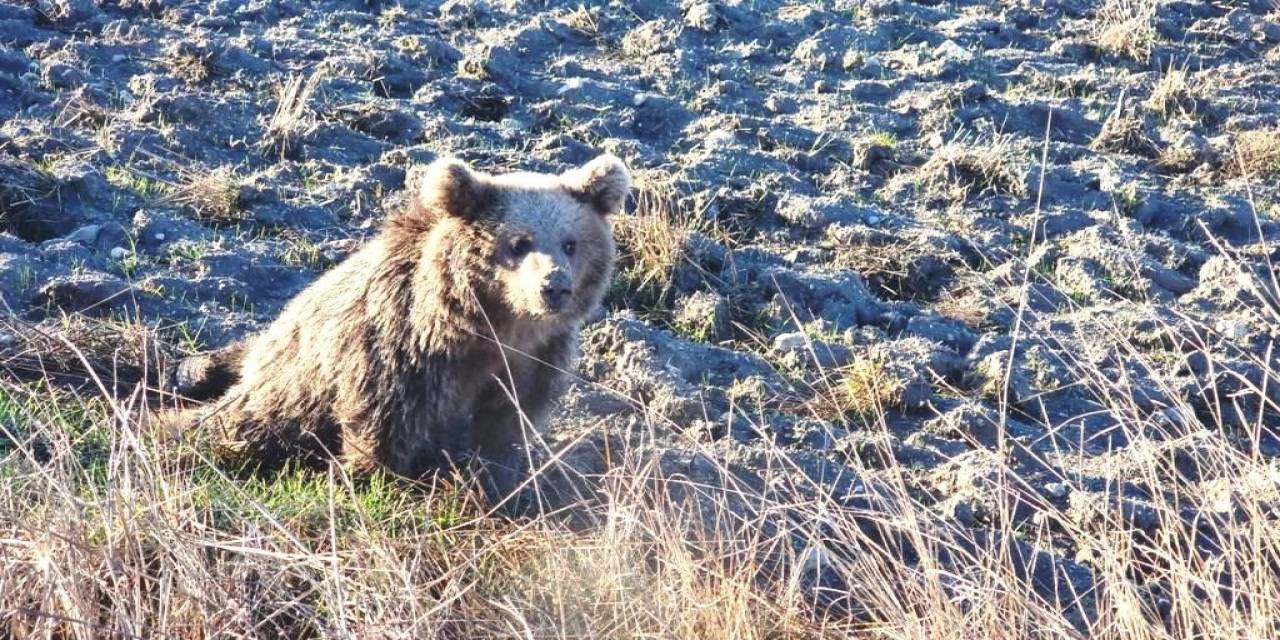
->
[177,155,630,485]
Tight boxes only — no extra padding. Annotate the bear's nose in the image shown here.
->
[541,285,572,312]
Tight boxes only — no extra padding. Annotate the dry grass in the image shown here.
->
[890,133,1027,204]
[0,314,173,395]
[0,157,59,233]
[262,73,321,158]
[812,355,917,422]
[163,41,214,85]
[2,246,1280,637]
[560,6,607,46]
[620,20,675,60]
[1230,128,1280,178]
[165,166,244,223]
[1145,66,1204,120]
[610,170,708,312]
[1092,105,1158,158]
[1093,0,1159,62]
[0,368,841,638]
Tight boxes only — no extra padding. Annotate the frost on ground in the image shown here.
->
[2,0,1280,638]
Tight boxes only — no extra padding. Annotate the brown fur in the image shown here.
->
[170,156,629,483]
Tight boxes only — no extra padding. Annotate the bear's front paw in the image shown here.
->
[478,446,531,506]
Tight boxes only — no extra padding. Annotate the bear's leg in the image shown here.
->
[171,341,249,401]
[340,429,385,477]
[470,334,572,501]
[206,399,342,476]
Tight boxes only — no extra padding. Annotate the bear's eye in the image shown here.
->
[562,239,576,256]
[508,236,533,259]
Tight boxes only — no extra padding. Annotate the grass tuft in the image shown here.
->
[610,171,707,313]
[1093,0,1159,62]
[1231,128,1280,178]
[891,133,1027,204]
[262,74,321,158]
[166,166,244,222]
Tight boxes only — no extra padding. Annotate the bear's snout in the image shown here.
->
[541,271,573,312]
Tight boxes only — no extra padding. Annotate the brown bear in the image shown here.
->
[171,155,630,492]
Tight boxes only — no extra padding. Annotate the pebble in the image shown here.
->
[1215,318,1250,341]
[773,331,808,353]
[558,78,584,94]
[63,224,101,245]
[633,92,659,107]
[109,246,130,260]
[704,130,735,150]
[933,39,974,64]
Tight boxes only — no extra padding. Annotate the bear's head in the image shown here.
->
[413,155,631,324]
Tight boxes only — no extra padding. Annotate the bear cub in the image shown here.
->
[173,155,630,493]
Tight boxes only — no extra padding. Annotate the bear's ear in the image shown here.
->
[563,154,631,215]
[418,157,492,219]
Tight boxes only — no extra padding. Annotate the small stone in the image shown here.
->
[557,78,584,95]
[672,291,731,343]
[683,1,720,31]
[1045,482,1070,499]
[764,95,797,114]
[773,331,808,354]
[704,130,735,150]
[498,117,524,133]
[933,39,974,64]
[109,246,130,260]
[43,63,85,90]
[841,49,863,70]
[1216,318,1250,341]
[950,499,977,526]
[153,232,166,241]
[62,224,101,245]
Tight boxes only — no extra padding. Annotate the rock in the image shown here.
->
[583,315,789,422]
[778,195,887,231]
[41,63,85,90]
[906,313,978,354]
[344,105,423,144]
[59,224,101,246]
[672,291,731,342]
[1215,317,1250,341]
[683,2,722,32]
[924,401,1003,448]
[132,209,210,252]
[933,39,974,65]
[36,274,133,313]
[773,331,807,353]
[1159,130,1216,173]
[756,265,885,330]
[34,0,100,24]
[772,330,855,370]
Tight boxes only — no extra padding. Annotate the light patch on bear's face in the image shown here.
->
[488,178,613,321]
